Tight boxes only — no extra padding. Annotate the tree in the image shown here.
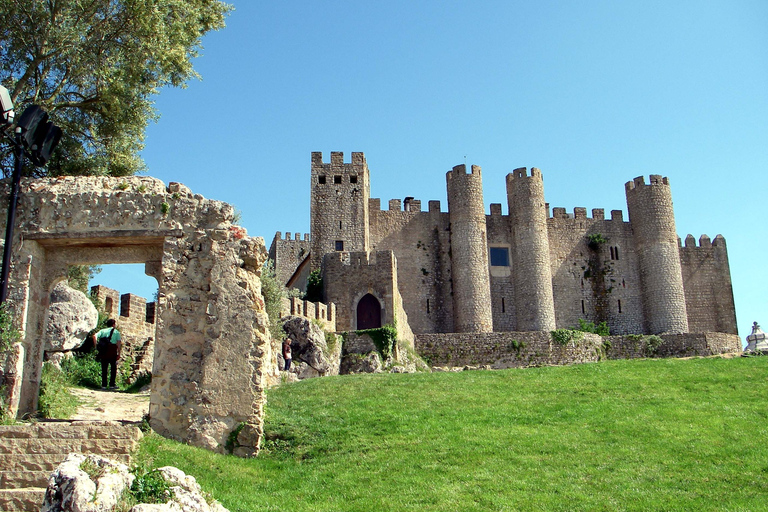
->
[0,0,232,177]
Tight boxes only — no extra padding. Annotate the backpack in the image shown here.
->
[96,327,115,354]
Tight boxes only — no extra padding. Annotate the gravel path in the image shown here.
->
[69,387,150,422]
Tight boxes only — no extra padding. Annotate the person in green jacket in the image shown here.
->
[94,319,122,390]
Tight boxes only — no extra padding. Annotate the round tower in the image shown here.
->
[625,175,688,334]
[446,164,493,333]
[506,167,556,331]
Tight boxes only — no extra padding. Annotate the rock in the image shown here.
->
[42,453,134,512]
[281,316,340,377]
[340,351,382,374]
[46,350,71,369]
[44,282,99,352]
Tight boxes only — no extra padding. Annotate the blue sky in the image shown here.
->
[92,0,767,342]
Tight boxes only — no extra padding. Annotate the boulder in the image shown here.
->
[41,454,229,512]
[44,282,99,352]
[42,453,134,512]
[340,351,383,374]
[281,316,340,377]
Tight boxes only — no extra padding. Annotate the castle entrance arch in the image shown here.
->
[356,293,382,329]
[0,176,271,456]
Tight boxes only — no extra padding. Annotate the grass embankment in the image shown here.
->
[137,357,768,511]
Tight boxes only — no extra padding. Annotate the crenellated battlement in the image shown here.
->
[280,297,336,332]
[682,234,727,249]
[446,163,482,182]
[547,206,625,222]
[274,231,310,242]
[625,174,670,192]
[506,166,543,183]
[311,151,366,169]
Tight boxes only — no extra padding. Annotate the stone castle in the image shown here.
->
[271,151,737,338]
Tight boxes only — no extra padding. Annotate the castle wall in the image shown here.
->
[368,200,454,334]
[545,208,645,334]
[323,250,399,332]
[679,235,738,334]
[486,208,516,331]
[268,232,310,287]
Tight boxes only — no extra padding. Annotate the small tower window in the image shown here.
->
[501,297,506,313]
[581,299,585,314]
[618,299,622,313]
[318,175,326,184]
[334,175,342,184]
[350,175,358,184]
[335,240,344,251]
[489,247,510,267]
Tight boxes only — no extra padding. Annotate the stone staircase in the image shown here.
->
[0,421,143,512]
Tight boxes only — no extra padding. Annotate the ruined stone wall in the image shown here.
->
[0,176,274,456]
[415,332,604,368]
[368,199,454,334]
[679,235,738,335]
[268,232,310,287]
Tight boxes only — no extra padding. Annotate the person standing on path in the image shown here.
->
[94,319,122,390]
[282,337,292,371]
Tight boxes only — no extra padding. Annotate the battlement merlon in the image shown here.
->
[682,234,727,248]
[311,151,368,173]
[506,167,544,183]
[625,174,670,192]
[446,164,482,181]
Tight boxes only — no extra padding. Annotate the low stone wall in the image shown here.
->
[415,331,742,369]
[415,332,604,369]
[605,332,742,359]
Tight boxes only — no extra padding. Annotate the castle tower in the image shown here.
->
[310,152,370,271]
[506,167,556,331]
[625,175,689,334]
[446,164,493,332]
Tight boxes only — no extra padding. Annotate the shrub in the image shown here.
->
[576,318,610,336]
[130,468,173,504]
[356,324,398,359]
[551,329,583,346]
[305,269,323,303]
[260,260,286,342]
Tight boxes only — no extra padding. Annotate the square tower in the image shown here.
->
[310,152,370,270]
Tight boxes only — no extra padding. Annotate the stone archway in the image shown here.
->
[356,293,382,329]
[0,177,274,456]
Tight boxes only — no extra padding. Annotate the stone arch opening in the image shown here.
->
[0,177,270,456]
[356,293,382,329]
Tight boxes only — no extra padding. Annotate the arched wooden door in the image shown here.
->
[356,293,382,329]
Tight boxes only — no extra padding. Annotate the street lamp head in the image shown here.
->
[16,105,62,165]
[0,85,14,126]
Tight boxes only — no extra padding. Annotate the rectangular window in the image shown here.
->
[318,175,326,184]
[350,175,358,183]
[334,175,342,184]
[489,247,510,267]
[335,240,344,251]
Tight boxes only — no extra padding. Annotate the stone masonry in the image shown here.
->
[273,152,738,339]
[0,176,276,456]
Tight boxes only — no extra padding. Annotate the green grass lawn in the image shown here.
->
[137,356,768,511]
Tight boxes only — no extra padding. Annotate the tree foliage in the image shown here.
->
[0,0,232,177]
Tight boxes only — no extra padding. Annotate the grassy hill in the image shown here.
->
[137,356,768,511]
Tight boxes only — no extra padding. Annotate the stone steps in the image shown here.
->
[0,421,142,512]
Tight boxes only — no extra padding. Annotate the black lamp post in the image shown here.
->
[0,86,62,304]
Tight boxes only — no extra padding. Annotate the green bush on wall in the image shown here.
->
[356,324,398,359]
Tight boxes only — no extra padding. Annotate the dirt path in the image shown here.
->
[69,387,150,422]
